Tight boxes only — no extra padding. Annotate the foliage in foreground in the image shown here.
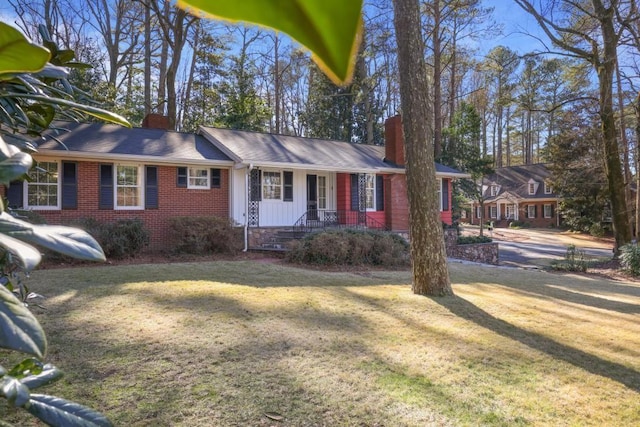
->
[0,22,122,426]
[457,235,492,245]
[286,229,410,267]
[620,243,640,276]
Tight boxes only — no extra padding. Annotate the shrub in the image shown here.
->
[589,222,605,238]
[620,243,640,276]
[76,218,150,259]
[457,235,492,245]
[286,229,409,267]
[169,216,243,255]
[550,244,588,272]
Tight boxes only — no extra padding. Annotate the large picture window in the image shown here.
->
[262,171,282,200]
[26,161,59,209]
[116,164,142,209]
[188,167,209,189]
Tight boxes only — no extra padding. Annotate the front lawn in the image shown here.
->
[3,261,639,426]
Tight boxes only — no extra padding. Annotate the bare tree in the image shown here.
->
[515,0,634,251]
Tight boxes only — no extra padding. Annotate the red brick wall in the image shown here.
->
[9,161,229,251]
[385,174,409,231]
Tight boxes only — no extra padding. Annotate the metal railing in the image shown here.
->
[292,210,388,234]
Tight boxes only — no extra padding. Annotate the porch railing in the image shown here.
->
[292,210,388,234]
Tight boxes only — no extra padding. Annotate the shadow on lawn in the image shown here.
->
[434,295,640,392]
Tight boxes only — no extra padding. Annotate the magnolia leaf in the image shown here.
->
[0,136,33,184]
[0,233,42,271]
[1,376,31,407]
[177,0,363,85]
[0,22,50,74]
[5,94,131,128]
[26,394,112,427]
[20,365,63,390]
[0,213,106,262]
[0,285,46,359]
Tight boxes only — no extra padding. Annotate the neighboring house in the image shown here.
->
[466,163,561,228]
[2,114,469,251]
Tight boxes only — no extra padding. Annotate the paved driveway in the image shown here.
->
[462,226,614,268]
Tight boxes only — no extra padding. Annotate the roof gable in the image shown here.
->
[483,164,554,199]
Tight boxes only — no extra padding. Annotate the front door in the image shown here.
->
[307,174,318,220]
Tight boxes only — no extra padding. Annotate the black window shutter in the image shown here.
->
[551,204,555,216]
[210,168,221,188]
[6,181,24,209]
[350,174,359,211]
[376,175,384,211]
[145,166,158,209]
[250,169,262,201]
[533,205,537,218]
[61,162,77,209]
[177,167,187,187]
[283,171,293,202]
[442,179,449,211]
[99,164,113,209]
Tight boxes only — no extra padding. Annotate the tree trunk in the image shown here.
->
[144,0,151,116]
[432,0,443,158]
[392,0,452,296]
[616,61,633,235]
[598,7,631,253]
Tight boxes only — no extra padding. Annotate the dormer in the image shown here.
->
[489,183,500,197]
[544,181,553,194]
[528,179,539,195]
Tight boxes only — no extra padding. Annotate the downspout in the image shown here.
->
[243,164,254,252]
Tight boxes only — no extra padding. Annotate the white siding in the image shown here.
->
[231,167,336,227]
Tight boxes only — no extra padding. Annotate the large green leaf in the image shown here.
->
[177,0,363,84]
[1,94,130,128]
[0,213,106,262]
[0,22,50,74]
[26,394,112,427]
[0,285,46,359]
[0,141,32,184]
[0,233,42,271]
[20,365,63,390]
[1,376,31,407]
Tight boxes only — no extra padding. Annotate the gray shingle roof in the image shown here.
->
[34,121,233,164]
[483,164,555,200]
[199,126,467,176]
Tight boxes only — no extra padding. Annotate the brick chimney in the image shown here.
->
[384,115,404,166]
[142,113,170,130]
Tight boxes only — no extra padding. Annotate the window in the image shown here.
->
[490,206,497,219]
[476,206,482,219]
[490,185,497,197]
[188,167,209,189]
[436,179,443,211]
[544,182,552,194]
[544,204,553,218]
[115,164,143,209]
[505,204,515,220]
[527,205,536,218]
[365,174,376,210]
[460,210,467,219]
[26,161,59,209]
[318,176,327,209]
[262,171,282,200]
[528,183,536,195]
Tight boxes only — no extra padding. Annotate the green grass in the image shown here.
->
[2,260,640,426]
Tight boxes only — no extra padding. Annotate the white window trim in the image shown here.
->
[544,182,552,194]
[490,185,497,197]
[114,164,144,210]
[476,206,482,219]
[317,175,327,210]
[544,204,553,218]
[25,160,61,210]
[490,206,497,219]
[527,205,536,218]
[187,167,210,189]
[365,174,376,211]
[262,170,282,201]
